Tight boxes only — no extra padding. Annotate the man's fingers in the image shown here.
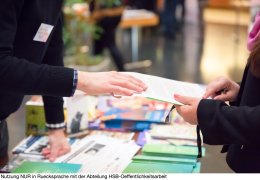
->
[57,147,71,157]
[49,146,59,162]
[109,85,135,96]
[117,72,144,84]
[111,80,144,93]
[116,73,148,90]
[41,147,51,156]
[42,146,70,161]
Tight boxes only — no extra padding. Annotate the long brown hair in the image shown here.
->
[248,38,260,77]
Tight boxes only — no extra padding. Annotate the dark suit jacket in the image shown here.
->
[0,0,74,125]
[198,65,260,172]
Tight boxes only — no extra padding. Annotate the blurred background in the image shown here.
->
[7,0,259,173]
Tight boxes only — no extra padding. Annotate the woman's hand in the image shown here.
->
[174,94,201,125]
[77,71,147,96]
[41,129,70,162]
[203,76,240,102]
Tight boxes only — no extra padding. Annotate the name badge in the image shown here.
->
[33,23,54,43]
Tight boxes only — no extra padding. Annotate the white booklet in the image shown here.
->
[124,72,206,105]
[55,135,140,173]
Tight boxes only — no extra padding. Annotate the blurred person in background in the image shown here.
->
[0,0,146,166]
[124,0,157,13]
[89,0,126,71]
[174,12,260,172]
[163,0,185,39]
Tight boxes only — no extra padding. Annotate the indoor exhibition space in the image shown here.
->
[1,0,259,174]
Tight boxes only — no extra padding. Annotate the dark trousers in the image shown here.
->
[93,16,125,71]
[0,120,9,168]
[163,0,185,37]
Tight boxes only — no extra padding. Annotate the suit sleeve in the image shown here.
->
[198,99,260,145]
[42,15,67,127]
[0,0,74,97]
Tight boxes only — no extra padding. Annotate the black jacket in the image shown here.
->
[198,65,260,172]
[0,0,74,125]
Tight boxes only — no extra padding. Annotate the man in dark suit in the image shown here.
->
[0,0,146,165]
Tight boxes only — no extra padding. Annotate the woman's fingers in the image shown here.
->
[203,78,228,98]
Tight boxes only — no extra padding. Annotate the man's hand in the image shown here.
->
[77,71,147,96]
[174,94,201,125]
[203,76,240,102]
[41,129,70,162]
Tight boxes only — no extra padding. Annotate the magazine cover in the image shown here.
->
[88,130,134,141]
[25,94,98,135]
[96,96,173,123]
[11,161,82,173]
[66,91,98,134]
[25,96,47,136]
[12,135,78,157]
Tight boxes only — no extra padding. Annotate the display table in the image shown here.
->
[120,9,159,69]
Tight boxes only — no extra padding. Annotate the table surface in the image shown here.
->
[120,9,159,28]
